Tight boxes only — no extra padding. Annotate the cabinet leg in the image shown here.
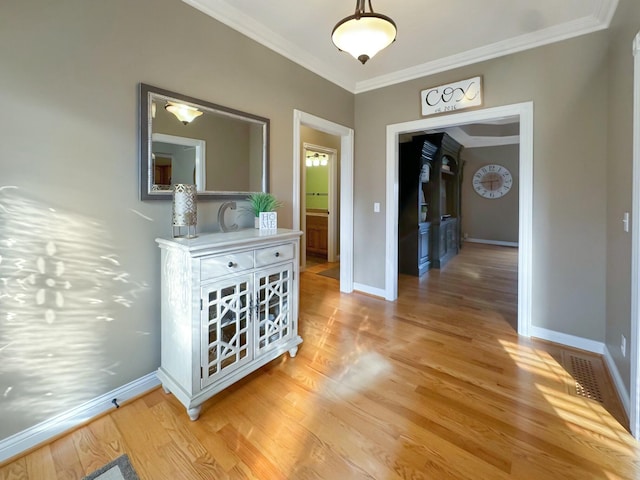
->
[187,406,201,421]
[288,346,298,358]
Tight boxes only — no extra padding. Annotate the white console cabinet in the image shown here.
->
[156,228,303,420]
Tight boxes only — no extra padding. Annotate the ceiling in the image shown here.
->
[182,0,618,94]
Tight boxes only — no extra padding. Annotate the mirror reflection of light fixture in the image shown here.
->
[165,101,204,125]
[331,0,397,65]
[306,152,328,167]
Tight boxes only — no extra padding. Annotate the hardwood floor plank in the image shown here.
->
[0,457,27,480]
[49,436,83,480]
[70,426,110,476]
[3,243,639,479]
[87,415,127,461]
[218,424,289,480]
[23,447,56,480]
[110,397,180,479]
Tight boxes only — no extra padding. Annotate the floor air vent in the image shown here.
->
[567,354,604,403]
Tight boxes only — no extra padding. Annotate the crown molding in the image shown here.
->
[181,0,356,92]
[442,126,520,148]
[182,0,617,95]
[355,10,614,93]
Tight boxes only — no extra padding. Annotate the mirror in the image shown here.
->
[139,83,269,200]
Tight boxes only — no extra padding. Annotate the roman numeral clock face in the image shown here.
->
[472,164,513,199]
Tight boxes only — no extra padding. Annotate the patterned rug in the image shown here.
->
[83,454,139,480]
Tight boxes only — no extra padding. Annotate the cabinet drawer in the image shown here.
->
[255,243,294,267]
[201,252,254,280]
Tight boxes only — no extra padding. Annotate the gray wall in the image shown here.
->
[605,0,640,395]
[354,31,609,341]
[461,145,519,243]
[1,0,638,444]
[0,0,353,439]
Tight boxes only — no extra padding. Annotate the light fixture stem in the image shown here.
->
[354,0,363,18]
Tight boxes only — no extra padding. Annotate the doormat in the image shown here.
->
[83,454,140,480]
[317,266,339,280]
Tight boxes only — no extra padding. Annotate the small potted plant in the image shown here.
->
[244,192,283,228]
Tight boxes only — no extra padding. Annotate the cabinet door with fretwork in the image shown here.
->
[201,274,253,388]
[254,263,294,356]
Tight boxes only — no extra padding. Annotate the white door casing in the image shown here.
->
[293,110,354,293]
[385,102,534,337]
[629,31,640,439]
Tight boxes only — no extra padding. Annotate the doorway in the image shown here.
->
[302,144,339,267]
[385,103,534,337]
[293,110,355,294]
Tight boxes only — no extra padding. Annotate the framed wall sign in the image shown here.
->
[420,76,483,116]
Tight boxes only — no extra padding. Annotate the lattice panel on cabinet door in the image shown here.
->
[202,275,252,387]
[255,264,292,354]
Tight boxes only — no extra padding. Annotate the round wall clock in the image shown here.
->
[472,164,513,199]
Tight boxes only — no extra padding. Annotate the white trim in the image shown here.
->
[353,282,387,299]
[438,125,520,148]
[355,10,616,93]
[0,373,160,464]
[530,326,605,354]
[630,30,640,439]
[604,344,631,418]
[531,329,631,418]
[293,110,354,294]
[181,0,616,95]
[385,102,534,337]
[464,238,518,247]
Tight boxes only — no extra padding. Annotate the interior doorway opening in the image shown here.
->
[385,102,533,337]
[293,110,354,294]
[396,125,521,331]
[301,143,339,269]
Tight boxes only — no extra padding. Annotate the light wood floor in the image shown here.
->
[2,243,638,479]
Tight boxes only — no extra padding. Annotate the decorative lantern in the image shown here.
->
[172,184,197,238]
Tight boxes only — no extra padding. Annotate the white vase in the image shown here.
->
[254,217,260,229]
[172,184,197,238]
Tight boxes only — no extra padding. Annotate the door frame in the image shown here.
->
[384,102,534,337]
[630,31,640,439]
[302,143,339,263]
[293,110,354,293]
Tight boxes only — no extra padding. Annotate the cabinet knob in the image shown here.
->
[227,261,235,268]
[274,252,280,257]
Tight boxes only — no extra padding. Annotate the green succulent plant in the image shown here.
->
[244,192,283,217]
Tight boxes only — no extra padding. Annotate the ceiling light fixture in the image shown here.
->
[331,0,396,65]
[306,152,328,167]
[165,102,203,125]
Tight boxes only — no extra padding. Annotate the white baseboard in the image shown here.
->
[0,372,160,464]
[465,238,519,247]
[530,326,605,354]
[603,344,631,417]
[530,326,631,421]
[353,282,386,299]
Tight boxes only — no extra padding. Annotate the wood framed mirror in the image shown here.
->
[139,83,269,200]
